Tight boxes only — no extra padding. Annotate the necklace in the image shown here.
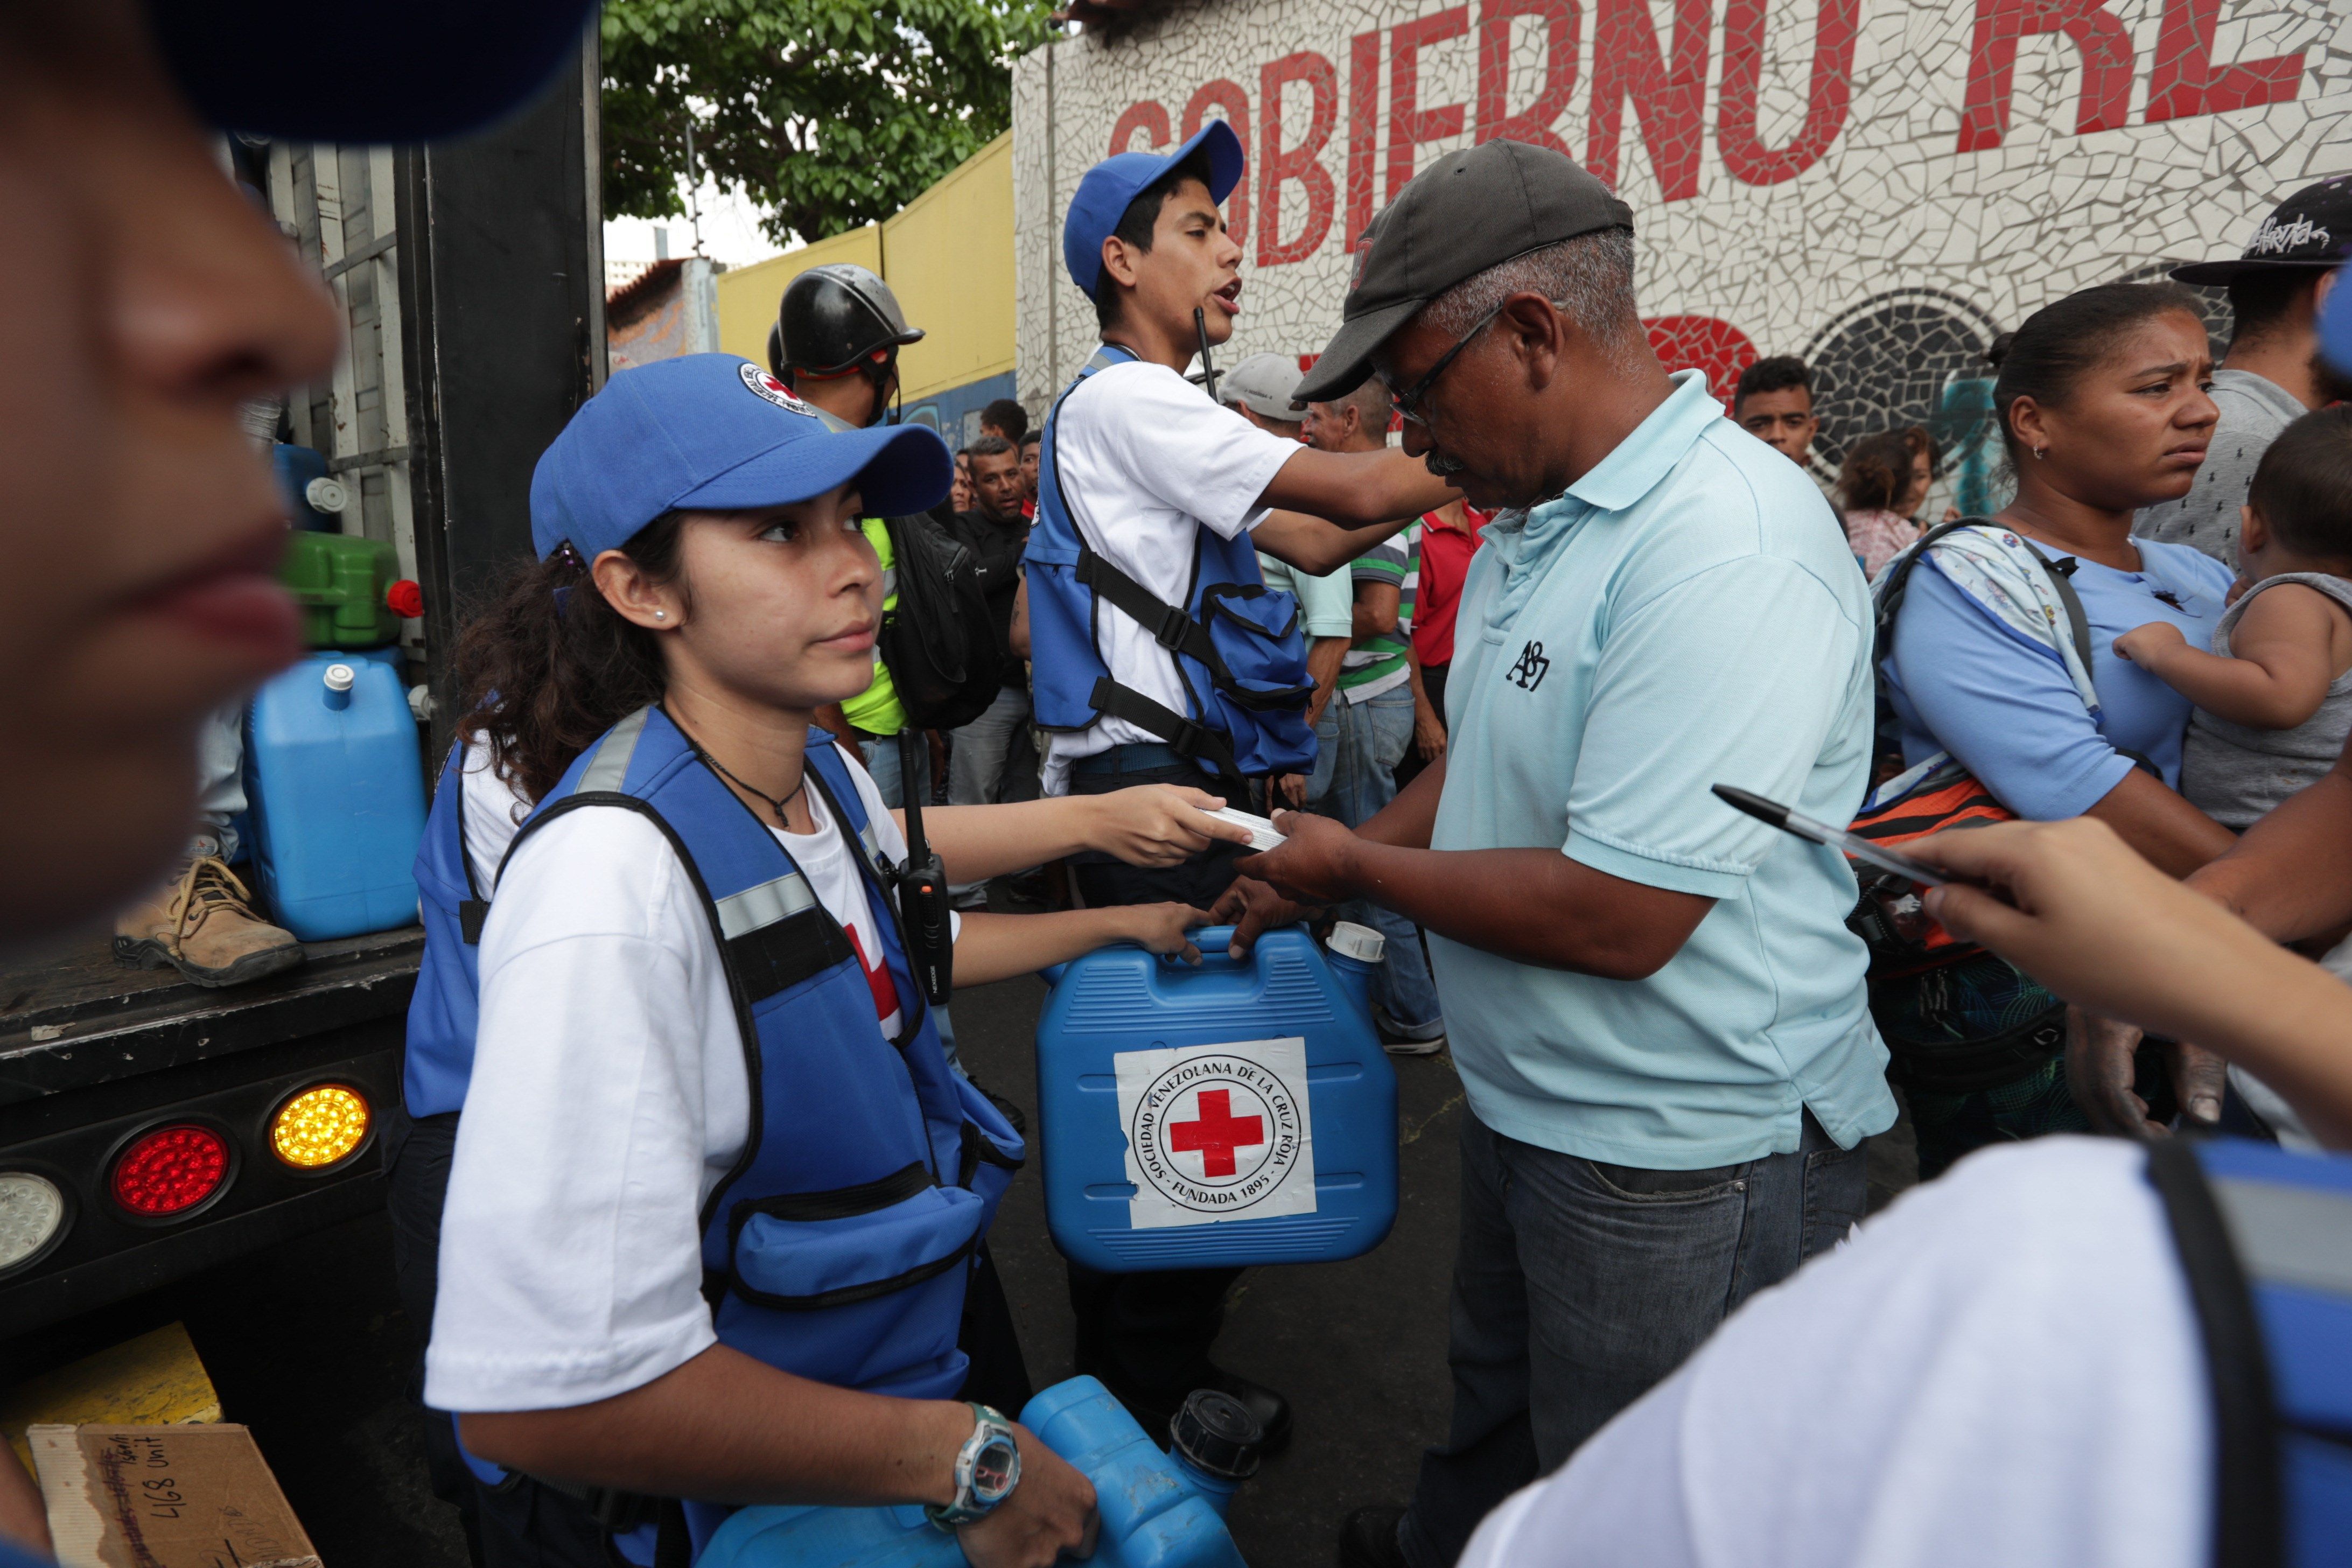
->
[670,713,808,825]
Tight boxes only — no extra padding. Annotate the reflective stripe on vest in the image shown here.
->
[1022,344,1317,780]
[2148,1136,2352,1568]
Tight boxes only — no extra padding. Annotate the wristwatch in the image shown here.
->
[925,1402,1022,1530]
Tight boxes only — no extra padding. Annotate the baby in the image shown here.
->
[2115,406,2352,831]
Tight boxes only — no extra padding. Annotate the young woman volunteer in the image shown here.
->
[409,354,1247,1568]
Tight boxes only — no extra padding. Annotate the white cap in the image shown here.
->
[304,475,349,515]
[323,663,356,692]
[1326,921,1385,964]
[1219,352,1306,422]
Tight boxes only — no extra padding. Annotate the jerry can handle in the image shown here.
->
[1161,926,1243,967]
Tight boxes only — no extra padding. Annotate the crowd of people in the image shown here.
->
[3,5,2352,1568]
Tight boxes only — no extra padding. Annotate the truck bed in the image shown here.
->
[0,927,421,1105]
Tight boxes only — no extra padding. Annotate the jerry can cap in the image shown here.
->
[1170,1388,1264,1481]
[1326,921,1386,964]
[322,662,357,693]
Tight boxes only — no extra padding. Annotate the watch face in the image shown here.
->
[971,1433,1019,1501]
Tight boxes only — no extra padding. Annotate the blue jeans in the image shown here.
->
[857,732,905,809]
[1398,1108,1868,1568]
[1331,685,1442,1034]
[947,685,1034,899]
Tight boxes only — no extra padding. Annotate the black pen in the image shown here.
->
[1711,783,1951,888]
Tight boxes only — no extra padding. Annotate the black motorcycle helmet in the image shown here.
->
[772,264,925,425]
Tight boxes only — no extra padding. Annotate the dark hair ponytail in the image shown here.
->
[1839,427,1932,514]
[1990,282,2205,461]
[452,513,692,807]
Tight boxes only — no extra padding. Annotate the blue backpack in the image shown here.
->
[2147,1136,2352,1567]
[1023,344,1316,781]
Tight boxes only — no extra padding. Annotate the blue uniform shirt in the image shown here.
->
[1431,370,1895,1168]
[1885,542,2235,819]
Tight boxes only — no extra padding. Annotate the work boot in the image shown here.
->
[114,855,305,988]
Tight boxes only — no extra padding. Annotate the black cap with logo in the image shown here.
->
[2173,176,2352,284]
[1296,139,1633,403]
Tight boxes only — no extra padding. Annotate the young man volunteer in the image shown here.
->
[1212,139,1894,1568]
[1024,118,1458,1452]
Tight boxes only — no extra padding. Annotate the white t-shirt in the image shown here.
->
[456,732,530,892]
[1040,358,1299,794]
[424,744,952,1413]
[1459,1136,2208,1568]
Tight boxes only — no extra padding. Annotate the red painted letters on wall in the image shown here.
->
[1587,0,1710,200]
[1473,0,1578,157]
[1718,0,1861,185]
[1261,53,1341,265]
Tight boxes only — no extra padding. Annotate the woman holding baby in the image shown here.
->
[1877,282,2243,1170]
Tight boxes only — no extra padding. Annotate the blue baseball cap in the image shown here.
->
[529,354,952,561]
[1062,118,1245,299]
[2321,266,2352,377]
[147,0,600,142]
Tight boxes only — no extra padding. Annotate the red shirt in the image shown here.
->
[1412,507,1488,669]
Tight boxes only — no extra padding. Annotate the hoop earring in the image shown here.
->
[2032,446,2047,461]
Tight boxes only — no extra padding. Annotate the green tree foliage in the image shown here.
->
[602,0,1058,247]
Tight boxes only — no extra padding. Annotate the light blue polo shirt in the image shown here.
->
[1431,369,1895,1168]
[1256,552,1356,639]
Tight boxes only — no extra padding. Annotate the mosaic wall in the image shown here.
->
[1011,0,2348,507]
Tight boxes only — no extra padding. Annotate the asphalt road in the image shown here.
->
[6,970,1919,1567]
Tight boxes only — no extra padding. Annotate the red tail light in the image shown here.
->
[110,1124,230,1217]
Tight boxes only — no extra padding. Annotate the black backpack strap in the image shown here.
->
[2144,1138,2285,1568]
[1075,545,1226,673]
[1875,518,2096,681]
[1084,677,1243,781]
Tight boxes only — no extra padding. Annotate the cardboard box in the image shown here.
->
[29,1423,319,1568]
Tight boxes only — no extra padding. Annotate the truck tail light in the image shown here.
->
[110,1124,230,1217]
[269,1084,370,1170]
[0,1172,65,1269]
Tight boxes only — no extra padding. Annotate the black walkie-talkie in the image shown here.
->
[1194,306,1222,403]
[895,730,954,1005]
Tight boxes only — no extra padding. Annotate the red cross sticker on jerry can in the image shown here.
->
[1032,921,1400,1272]
[1167,1089,1266,1179]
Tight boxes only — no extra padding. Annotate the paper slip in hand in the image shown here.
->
[1206,806,1286,852]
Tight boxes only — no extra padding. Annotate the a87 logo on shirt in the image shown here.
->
[1112,1038,1318,1230]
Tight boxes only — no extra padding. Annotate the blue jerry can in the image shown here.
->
[243,653,427,941]
[1035,923,1398,1274]
[695,1377,1251,1568]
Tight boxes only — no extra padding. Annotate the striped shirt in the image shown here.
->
[1340,523,1419,703]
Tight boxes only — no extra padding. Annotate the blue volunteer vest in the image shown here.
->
[405,740,485,1117]
[2148,1137,2352,1568]
[1024,342,1317,780]
[407,709,1022,1563]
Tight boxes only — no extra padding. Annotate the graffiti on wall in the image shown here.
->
[1012,0,2344,506]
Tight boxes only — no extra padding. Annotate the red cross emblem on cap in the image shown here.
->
[1167,1089,1265,1178]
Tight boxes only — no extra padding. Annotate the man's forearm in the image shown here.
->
[1325,839,1711,979]
[1304,636,1347,726]
[1254,509,1417,575]
[1262,445,1457,528]
[2189,765,2352,939]
[1354,756,1444,849]
[461,1345,967,1509]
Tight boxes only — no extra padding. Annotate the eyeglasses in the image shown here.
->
[1380,300,1507,429]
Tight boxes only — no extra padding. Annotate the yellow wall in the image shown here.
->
[713,132,1014,404]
